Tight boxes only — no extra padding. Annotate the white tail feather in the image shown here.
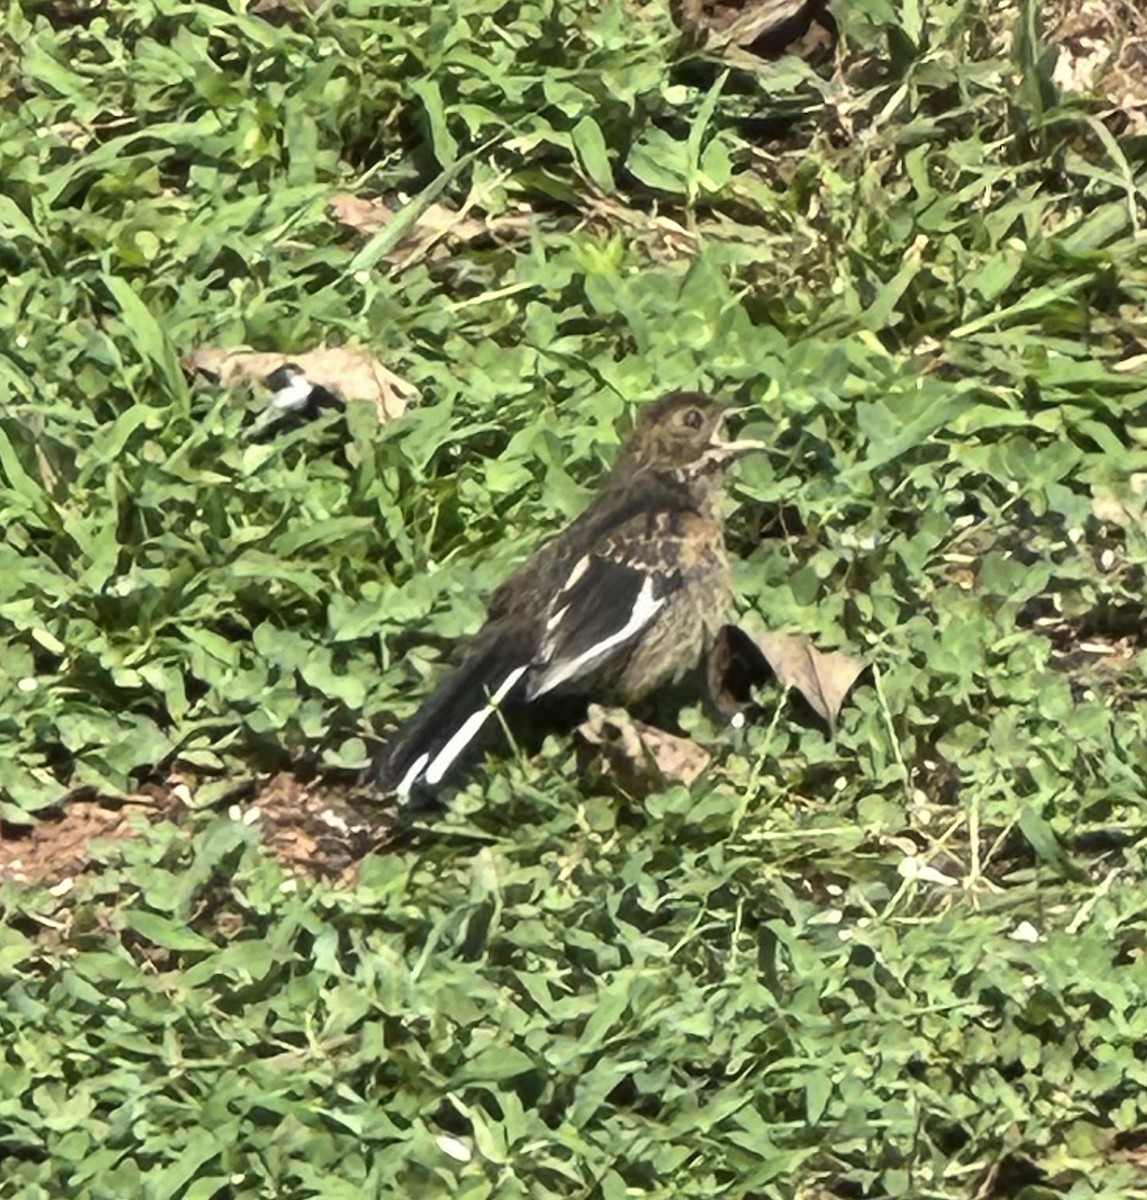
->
[422,665,528,787]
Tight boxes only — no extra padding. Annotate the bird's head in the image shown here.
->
[616,391,764,481]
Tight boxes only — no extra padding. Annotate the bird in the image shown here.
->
[367,391,763,801]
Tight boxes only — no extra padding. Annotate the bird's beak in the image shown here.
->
[709,407,766,457]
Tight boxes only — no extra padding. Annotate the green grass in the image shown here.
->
[2,0,1147,1196]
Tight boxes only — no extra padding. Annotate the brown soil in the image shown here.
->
[0,772,395,890]
[0,793,172,888]
[250,771,392,882]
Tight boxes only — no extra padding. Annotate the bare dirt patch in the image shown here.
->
[249,772,391,882]
[0,793,174,887]
[0,773,396,891]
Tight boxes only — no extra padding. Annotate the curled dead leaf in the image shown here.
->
[185,345,417,423]
[708,623,768,722]
[756,632,867,731]
[578,705,711,791]
[710,624,867,732]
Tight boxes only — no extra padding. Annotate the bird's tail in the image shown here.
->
[368,636,532,801]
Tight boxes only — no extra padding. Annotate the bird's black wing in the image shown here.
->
[526,520,685,700]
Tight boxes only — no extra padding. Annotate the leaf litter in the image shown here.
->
[0,774,392,890]
[1047,0,1147,131]
[577,704,712,791]
[250,772,390,882]
[329,193,531,264]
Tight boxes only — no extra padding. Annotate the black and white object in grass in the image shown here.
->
[528,554,675,699]
[250,364,344,442]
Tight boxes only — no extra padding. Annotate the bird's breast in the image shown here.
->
[615,539,732,701]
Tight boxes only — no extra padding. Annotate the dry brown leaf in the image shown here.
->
[755,632,866,731]
[709,624,867,732]
[185,345,417,422]
[578,705,711,789]
[329,195,484,244]
[708,623,768,722]
[35,443,60,494]
[326,194,390,237]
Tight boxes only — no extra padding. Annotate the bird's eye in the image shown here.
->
[683,408,704,430]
